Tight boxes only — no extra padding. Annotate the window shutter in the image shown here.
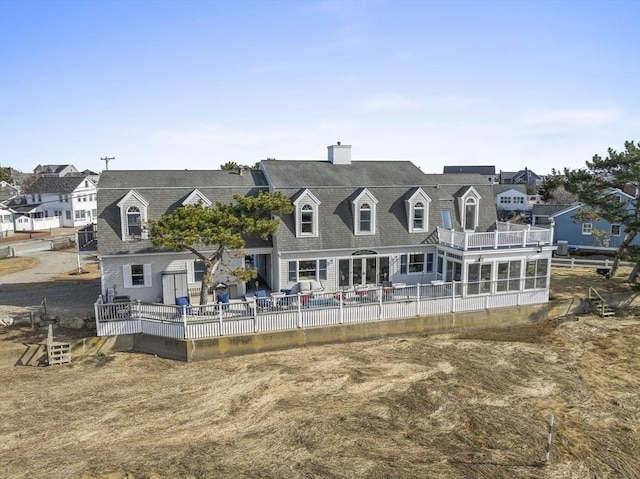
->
[143,264,152,287]
[123,265,132,288]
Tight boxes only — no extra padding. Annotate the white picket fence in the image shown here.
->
[95,281,549,340]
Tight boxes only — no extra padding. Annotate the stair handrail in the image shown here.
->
[588,286,607,317]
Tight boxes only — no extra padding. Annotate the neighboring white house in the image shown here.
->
[0,203,14,238]
[18,176,98,229]
[493,184,531,221]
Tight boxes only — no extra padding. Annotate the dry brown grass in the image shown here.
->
[51,260,101,280]
[0,316,638,479]
[0,256,38,275]
[0,265,638,478]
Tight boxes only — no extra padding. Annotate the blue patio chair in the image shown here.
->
[175,296,193,315]
[217,292,230,311]
[255,290,271,309]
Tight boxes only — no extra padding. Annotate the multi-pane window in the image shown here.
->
[131,264,145,286]
[413,202,425,230]
[500,197,512,204]
[497,261,521,292]
[127,206,142,236]
[582,223,593,235]
[467,263,492,295]
[400,253,434,274]
[123,264,151,288]
[464,198,477,230]
[524,259,548,289]
[611,224,621,236]
[514,197,524,204]
[359,204,372,232]
[65,211,71,220]
[194,261,206,282]
[75,210,86,220]
[288,259,327,282]
[301,205,314,234]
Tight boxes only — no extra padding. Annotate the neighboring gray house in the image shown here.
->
[549,189,639,251]
[33,164,79,177]
[95,144,555,310]
[500,168,543,187]
[0,180,19,202]
[443,165,497,184]
[532,204,572,227]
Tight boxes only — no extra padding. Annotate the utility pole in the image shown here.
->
[100,156,115,171]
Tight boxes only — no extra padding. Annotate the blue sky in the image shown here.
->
[1,0,639,175]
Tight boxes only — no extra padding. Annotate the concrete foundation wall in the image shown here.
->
[139,303,551,362]
[4,300,609,367]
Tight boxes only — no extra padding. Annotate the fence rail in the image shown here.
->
[95,281,549,340]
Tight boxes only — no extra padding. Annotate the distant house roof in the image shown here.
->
[443,165,496,175]
[33,164,77,175]
[25,176,89,195]
[532,204,573,217]
[493,184,527,195]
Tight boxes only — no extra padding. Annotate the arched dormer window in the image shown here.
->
[359,203,372,232]
[352,189,378,235]
[117,190,149,241]
[127,206,142,236]
[293,189,321,238]
[464,197,477,231]
[301,205,314,234]
[404,187,431,233]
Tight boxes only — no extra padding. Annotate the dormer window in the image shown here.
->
[359,204,372,232]
[117,190,149,241]
[405,187,431,233]
[301,205,314,234]
[352,189,378,235]
[464,197,477,230]
[127,206,142,236]
[182,189,212,207]
[457,186,481,231]
[293,189,320,238]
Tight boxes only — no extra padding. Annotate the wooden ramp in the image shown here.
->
[46,325,71,366]
[588,286,616,318]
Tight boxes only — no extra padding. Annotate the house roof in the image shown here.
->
[493,184,527,195]
[261,160,497,253]
[97,169,271,255]
[532,204,573,217]
[443,165,496,175]
[96,161,499,256]
[25,176,88,195]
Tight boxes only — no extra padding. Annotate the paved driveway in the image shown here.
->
[1,249,100,320]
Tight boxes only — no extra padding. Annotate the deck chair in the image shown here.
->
[175,296,193,315]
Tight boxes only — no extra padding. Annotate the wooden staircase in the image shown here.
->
[588,286,616,318]
[46,325,71,366]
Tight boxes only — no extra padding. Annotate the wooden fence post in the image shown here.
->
[545,413,554,463]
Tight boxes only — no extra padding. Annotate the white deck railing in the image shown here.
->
[437,222,553,251]
[95,281,548,340]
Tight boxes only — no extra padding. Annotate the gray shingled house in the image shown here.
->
[94,144,555,341]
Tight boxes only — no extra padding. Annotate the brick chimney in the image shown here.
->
[327,142,351,165]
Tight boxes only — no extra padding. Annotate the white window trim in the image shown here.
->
[582,223,593,235]
[293,189,321,238]
[117,190,149,241]
[182,189,212,207]
[405,187,431,233]
[352,189,378,235]
[123,264,152,288]
[459,187,481,231]
[610,224,621,236]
